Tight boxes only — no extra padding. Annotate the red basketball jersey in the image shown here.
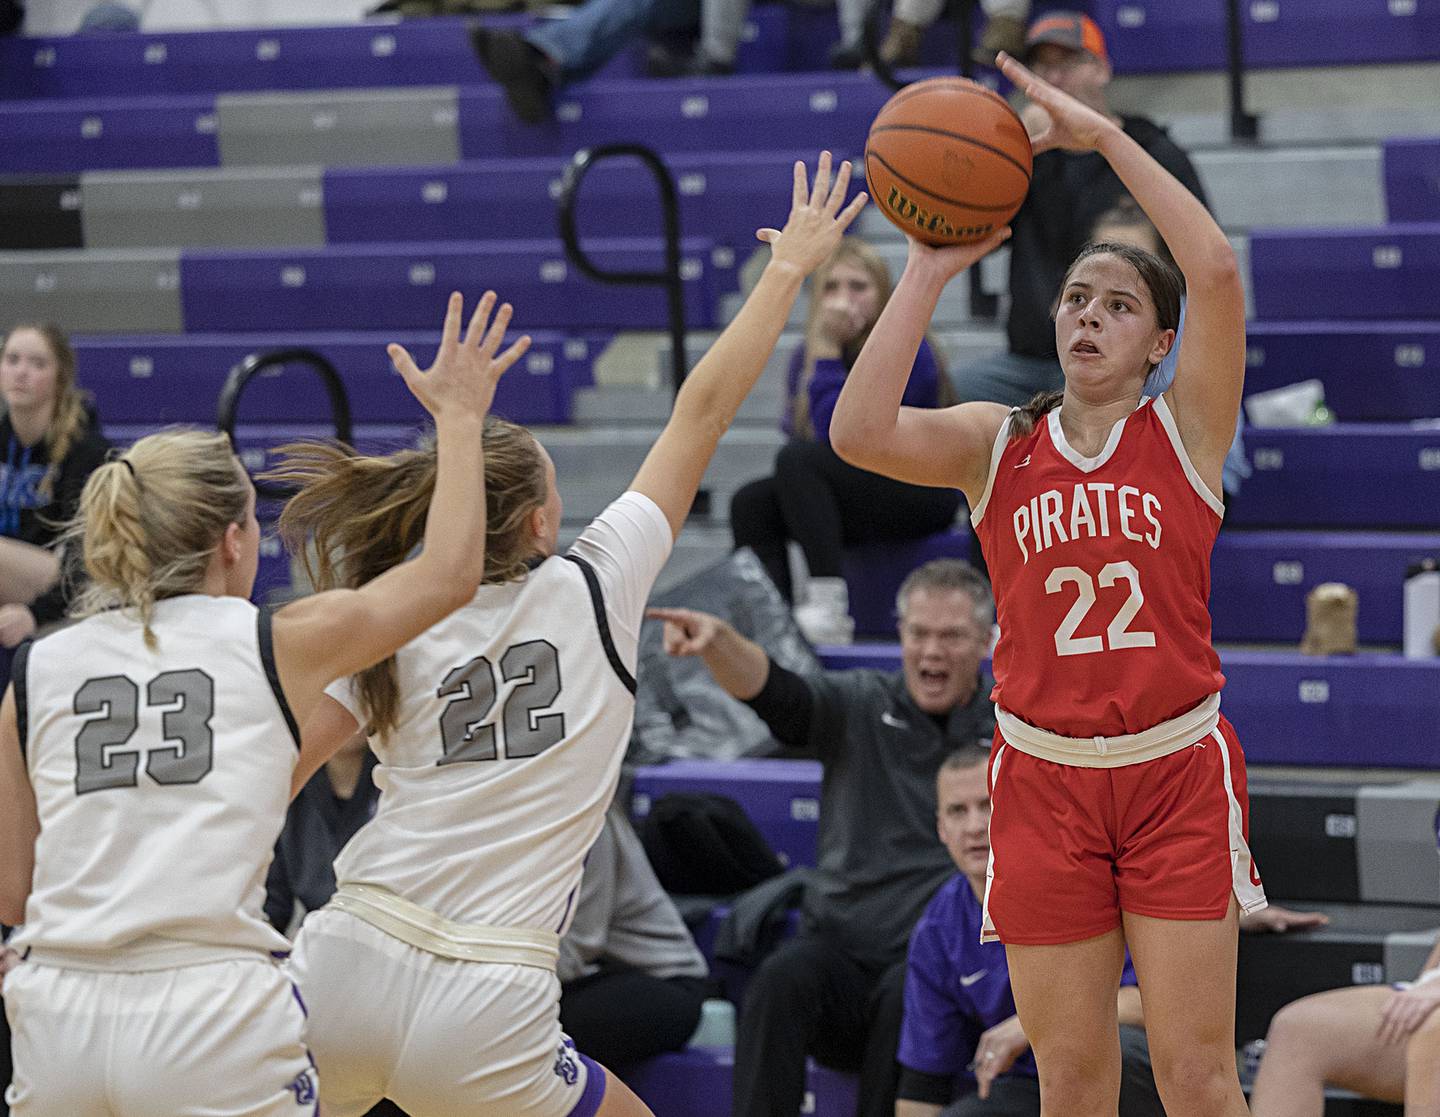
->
[972,394,1225,738]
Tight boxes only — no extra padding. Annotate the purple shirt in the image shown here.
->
[899,873,1139,1085]
[781,337,943,445]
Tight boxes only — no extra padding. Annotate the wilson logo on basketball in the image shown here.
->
[884,186,994,241]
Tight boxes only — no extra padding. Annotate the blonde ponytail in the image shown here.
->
[268,415,548,739]
[68,429,250,648]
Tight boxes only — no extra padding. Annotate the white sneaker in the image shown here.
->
[794,577,855,645]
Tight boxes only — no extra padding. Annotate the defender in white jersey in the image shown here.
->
[0,291,531,1117]
[282,153,869,1117]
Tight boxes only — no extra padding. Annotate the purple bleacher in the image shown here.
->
[1093,0,1440,74]
[467,73,890,160]
[73,330,601,426]
[628,1050,856,1117]
[0,19,497,100]
[1244,322,1440,421]
[1210,531,1440,645]
[323,151,835,251]
[631,758,822,870]
[1229,426,1440,530]
[1250,225,1440,321]
[841,527,973,638]
[1384,138,1440,223]
[818,646,1440,770]
[178,238,721,333]
[0,95,218,174]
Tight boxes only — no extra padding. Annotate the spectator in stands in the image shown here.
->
[1090,196,1252,503]
[649,558,996,1117]
[881,0,1028,69]
[1249,936,1440,1116]
[264,731,380,935]
[0,324,110,654]
[898,746,1164,1117]
[728,238,961,644]
[948,12,1209,408]
[558,803,711,1072]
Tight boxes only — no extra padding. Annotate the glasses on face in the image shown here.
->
[1029,49,1092,79]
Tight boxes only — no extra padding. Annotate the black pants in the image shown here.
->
[561,968,709,1073]
[730,440,963,602]
[732,935,906,1117]
[941,1025,1163,1117]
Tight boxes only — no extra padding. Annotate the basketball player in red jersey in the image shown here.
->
[830,53,1261,1117]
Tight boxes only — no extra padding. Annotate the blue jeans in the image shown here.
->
[526,0,701,83]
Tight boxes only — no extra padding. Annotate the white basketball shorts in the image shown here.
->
[288,907,606,1117]
[2,955,318,1117]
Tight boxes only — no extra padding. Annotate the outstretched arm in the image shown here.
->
[1000,51,1244,493]
[829,233,1011,505]
[630,152,867,538]
[273,291,530,728]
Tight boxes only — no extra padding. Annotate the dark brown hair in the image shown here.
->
[267,416,547,739]
[1012,241,1184,439]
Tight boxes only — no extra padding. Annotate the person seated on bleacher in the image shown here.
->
[649,558,996,1117]
[557,802,712,1074]
[880,0,1029,70]
[948,12,1208,410]
[897,746,1165,1117]
[728,238,961,645]
[0,324,110,665]
[1249,934,1440,1116]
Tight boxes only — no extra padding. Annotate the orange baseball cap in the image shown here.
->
[1023,11,1109,64]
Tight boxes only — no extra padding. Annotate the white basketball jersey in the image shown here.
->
[12,594,298,963]
[327,492,672,934]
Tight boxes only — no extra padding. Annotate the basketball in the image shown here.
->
[865,77,1034,246]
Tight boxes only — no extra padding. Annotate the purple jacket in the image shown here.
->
[781,337,943,446]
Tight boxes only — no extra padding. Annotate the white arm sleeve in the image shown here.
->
[566,491,673,666]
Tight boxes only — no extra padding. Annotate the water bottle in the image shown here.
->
[1241,1039,1267,1082]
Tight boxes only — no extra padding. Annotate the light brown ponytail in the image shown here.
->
[268,415,548,740]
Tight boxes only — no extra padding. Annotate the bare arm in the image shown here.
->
[0,686,37,925]
[272,292,530,727]
[895,1102,942,1117]
[646,608,770,700]
[1000,52,1244,493]
[630,153,867,538]
[830,233,1010,504]
[290,695,363,800]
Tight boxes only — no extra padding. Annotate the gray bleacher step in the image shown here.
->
[1193,147,1385,230]
[1111,62,1440,147]
[216,86,460,168]
[0,246,182,333]
[81,165,327,249]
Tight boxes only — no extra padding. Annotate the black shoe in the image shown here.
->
[828,41,864,69]
[469,26,555,124]
[644,41,692,78]
[686,53,735,76]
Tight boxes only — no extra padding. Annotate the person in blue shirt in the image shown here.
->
[728,238,962,642]
[896,746,1162,1116]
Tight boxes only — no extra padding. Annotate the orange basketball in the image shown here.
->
[865,77,1033,246]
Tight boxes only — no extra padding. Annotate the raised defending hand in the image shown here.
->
[756,151,868,277]
[997,51,1119,154]
[388,290,532,422]
[647,607,725,657]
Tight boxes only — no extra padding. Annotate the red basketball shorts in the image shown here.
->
[981,714,1268,945]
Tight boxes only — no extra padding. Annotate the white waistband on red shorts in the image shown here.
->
[995,692,1222,769]
[326,882,560,971]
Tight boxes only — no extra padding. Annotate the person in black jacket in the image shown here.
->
[0,324,110,652]
[649,558,997,1117]
[952,12,1210,408]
